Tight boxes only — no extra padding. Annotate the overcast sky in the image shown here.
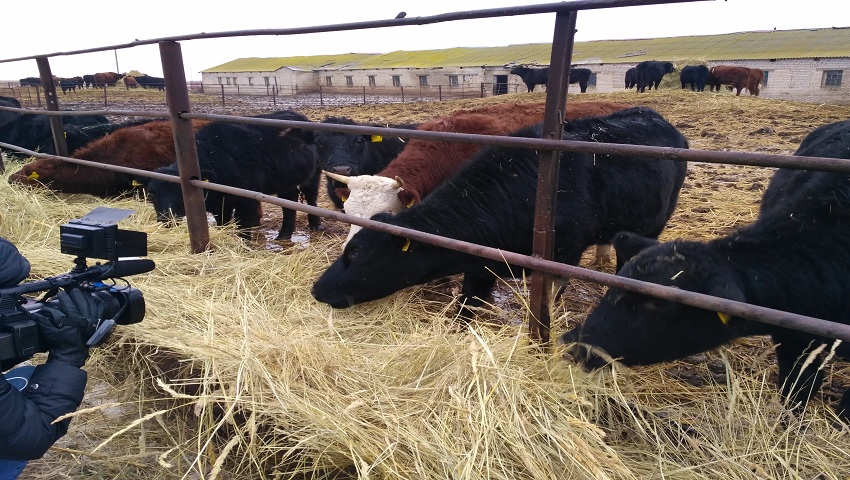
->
[0,0,843,82]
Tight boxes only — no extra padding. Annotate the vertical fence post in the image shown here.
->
[219,84,225,106]
[35,57,68,158]
[528,9,577,346]
[101,85,107,107]
[363,86,366,104]
[160,40,210,254]
[400,86,405,103]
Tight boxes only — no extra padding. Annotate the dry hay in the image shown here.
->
[3,89,850,479]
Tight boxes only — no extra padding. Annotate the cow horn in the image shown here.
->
[323,170,350,184]
[392,176,404,189]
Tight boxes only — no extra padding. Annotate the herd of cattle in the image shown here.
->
[18,72,165,94]
[510,62,764,96]
[1,94,849,422]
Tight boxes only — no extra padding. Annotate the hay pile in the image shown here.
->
[4,89,850,479]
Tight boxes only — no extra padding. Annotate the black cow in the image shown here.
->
[59,78,77,94]
[144,110,323,241]
[705,72,722,92]
[311,107,688,317]
[568,67,593,93]
[624,68,637,89]
[509,66,549,92]
[134,75,166,91]
[679,65,709,91]
[19,77,41,88]
[0,96,21,126]
[635,61,675,93]
[82,74,95,88]
[562,119,850,421]
[0,113,113,158]
[315,117,417,210]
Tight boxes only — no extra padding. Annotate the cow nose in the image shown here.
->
[330,165,352,176]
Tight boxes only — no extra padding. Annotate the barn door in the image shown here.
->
[494,75,508,95]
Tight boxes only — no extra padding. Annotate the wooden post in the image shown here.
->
[160,40,210,254]
[35,57,68,158]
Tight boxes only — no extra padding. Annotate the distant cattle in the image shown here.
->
[134,75,166,91]
[144,111,323,240]
[635,61,675,93]
[624,68,637,89]
[59,78,77,94]
[311,106,688,318]
[509,66,593,93]
[8,120,209,197]
[705,71,722,92]
[123,76,139,89]
[746,68,764,96]
[314,117,417,210]
[93,72,122,87]
[82,74,95,88]
[708,66,759,96]
[19,77,41,88]
[72,76,84,90]
[326,100,631,247]
[679,65,710,91]
[0,113,114,158]
[562,118,850,420]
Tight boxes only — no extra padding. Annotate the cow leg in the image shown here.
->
[458,268,499,321]
[773,334,827,414]
[233,197,262,240]
[300,184,324,232]
[276,188,299,241]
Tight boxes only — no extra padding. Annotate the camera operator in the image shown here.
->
[0,237,103,479]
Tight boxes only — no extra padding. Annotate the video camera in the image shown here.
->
[0,207,155,367]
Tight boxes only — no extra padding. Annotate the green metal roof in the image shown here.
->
[201,27,850,72]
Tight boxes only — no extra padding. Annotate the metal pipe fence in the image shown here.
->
[3,0,847,348]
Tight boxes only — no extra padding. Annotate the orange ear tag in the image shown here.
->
[716,312,732,325]
[371,135,383,142]
[401,238,411,252]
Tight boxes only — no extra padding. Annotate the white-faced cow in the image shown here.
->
[311,106,688,319]
[562,119,850,421]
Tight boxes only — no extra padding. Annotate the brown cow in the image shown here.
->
[746,68,764,96]
[9,120,209,197]
[327,100,632,247]
[123,75,139,90]
[93,72,122,87]
[709,66,760,96]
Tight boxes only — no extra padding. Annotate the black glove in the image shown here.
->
[31,289,103,368]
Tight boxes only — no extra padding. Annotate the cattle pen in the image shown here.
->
[2,1,850,479]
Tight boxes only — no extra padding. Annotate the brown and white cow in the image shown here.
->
[326,100,632,251]
[9,119,209,197]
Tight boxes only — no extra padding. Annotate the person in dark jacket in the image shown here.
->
[0,237,102,479]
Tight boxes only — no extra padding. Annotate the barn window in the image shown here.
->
[325,76,333,87]
[823,70,843,87]
[449,75,459,87]
[217,77,223,85]
[419,75,429,86]
[392,75,401,87]
[762,71,769,86]
[368,75,376,86]
[588,73,597,87]
[264,77,270,86]
[247,77,253,86]
[226,77,232,85]
[345,76,354,86]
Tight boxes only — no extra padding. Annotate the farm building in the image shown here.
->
[200,26,850,104]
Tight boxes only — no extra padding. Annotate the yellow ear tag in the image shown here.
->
[405,199,414,208]
[717,312,732,325]
[340,195,348,202]
[371,135,383,143]
[401,238,411,252]
[131,180,143,187]
[27,171,40,180]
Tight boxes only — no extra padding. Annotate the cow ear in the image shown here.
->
[397,189,418,208]
[705,277,746,325]
[612,231,658,263]
[285,127,316,143]
[334,187,351,202]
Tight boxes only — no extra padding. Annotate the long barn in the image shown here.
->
[200,26,850,104]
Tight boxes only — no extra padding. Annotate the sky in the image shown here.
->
[0,0,844,82]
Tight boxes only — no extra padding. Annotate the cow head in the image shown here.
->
[323,172,405,245]
[562,232,753,370]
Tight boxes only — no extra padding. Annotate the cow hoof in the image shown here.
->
[309,223,325,232]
